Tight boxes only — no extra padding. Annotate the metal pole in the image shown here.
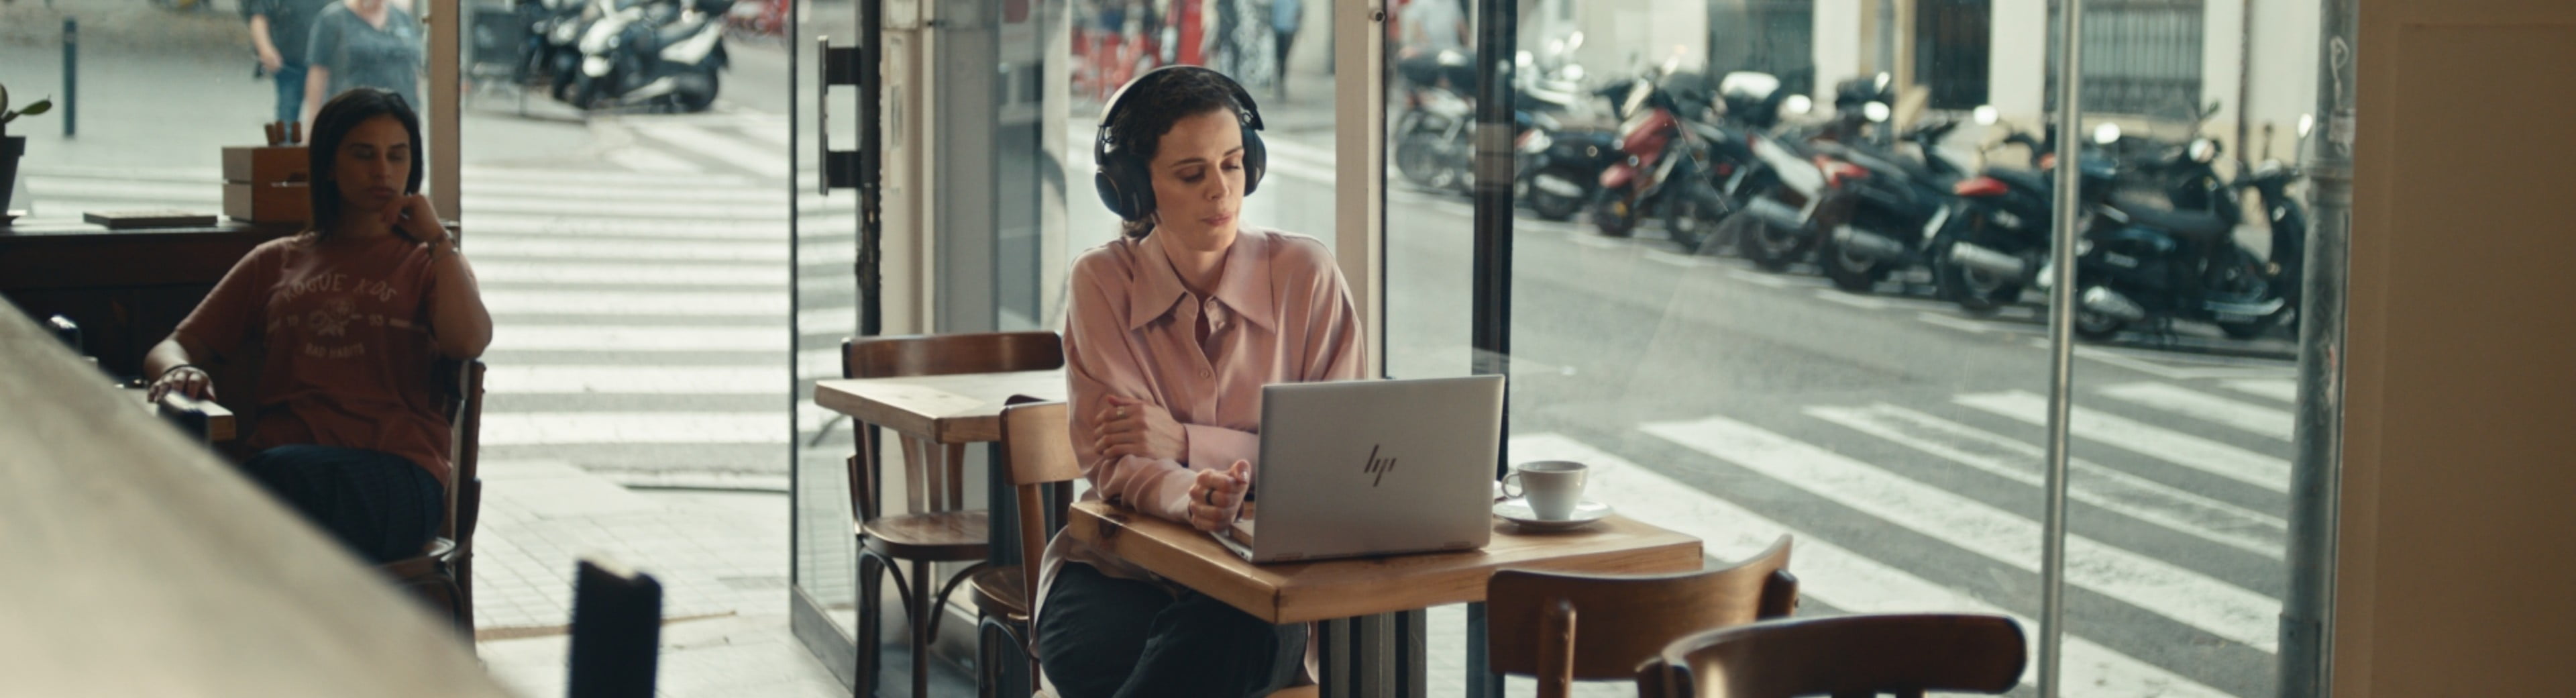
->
[2278,0,2355,693]
[62,19,76,138]
[857,0,884,338]
[2235,0,2253,168]
[2040,0,2086,693]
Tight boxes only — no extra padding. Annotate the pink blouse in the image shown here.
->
[1036,226,1367,621]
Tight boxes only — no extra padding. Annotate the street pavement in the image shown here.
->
[10,24,2307,695]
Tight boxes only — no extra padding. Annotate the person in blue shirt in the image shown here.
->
[1269,0,1300,99]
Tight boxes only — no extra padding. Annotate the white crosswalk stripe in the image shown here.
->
[474,260,789,287]
[1508,433,2236,697]
[1958,391,2293,493]
[486,365,788,394]
[2222,378,2300,403]
[1642,414,2284,652]
[2100,383,2296,440]
[1809,403,2287,558]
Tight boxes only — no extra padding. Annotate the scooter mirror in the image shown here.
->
[1973,105,1999,126]
[1864,101,1892,123]
[2094,122,2123,145]
[1784,94,1813,115]
[1567,31,1585,51]
[1547,39,1564,56]
[2298,113,2316,138]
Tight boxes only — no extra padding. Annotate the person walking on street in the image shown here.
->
[1268,0,1299,99]
[1397,0,1464,58]
[301,0,425,133]
[248,0,336,128]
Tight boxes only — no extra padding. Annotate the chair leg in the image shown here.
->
[922,562,989,644]
[858,552,887,698]
[910,560,934,698]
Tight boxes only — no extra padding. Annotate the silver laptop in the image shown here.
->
[1212,375,1506,563]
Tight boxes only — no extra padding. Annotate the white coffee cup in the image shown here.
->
[1501,460,1589,520]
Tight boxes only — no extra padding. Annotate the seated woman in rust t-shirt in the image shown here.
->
[144,88,492,563]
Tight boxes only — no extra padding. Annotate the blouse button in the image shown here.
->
[1201,368,1214,379]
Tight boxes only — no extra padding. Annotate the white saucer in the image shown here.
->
[1493,499,1612,532]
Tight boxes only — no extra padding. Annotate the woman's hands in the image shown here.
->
[381,193,450,252]
[1093,394,1187,462]
[148,365,215,403]
[1187,460,1250,532]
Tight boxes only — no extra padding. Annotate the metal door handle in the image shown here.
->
[817,36,832,197]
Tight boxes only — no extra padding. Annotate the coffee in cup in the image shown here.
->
[1501,460,1589,520]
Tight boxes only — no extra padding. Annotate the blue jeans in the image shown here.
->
[272,62,309,125]
[240,444,445,563]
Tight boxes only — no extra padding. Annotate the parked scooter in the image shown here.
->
[1929,108,2118,313]
[1513,112,1621,221]
[1809,115,1975,292]
[1729,74,1891,271]
[2044,122,2305,341]
[1589,63,1734,246]
[566,0,729,112]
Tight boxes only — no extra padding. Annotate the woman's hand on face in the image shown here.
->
[148,366,215,403]
[381,193,448,248]
[1093,394,1187,462]
[1187,460,1250,532]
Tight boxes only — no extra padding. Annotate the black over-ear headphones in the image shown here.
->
[1093,65,1269,222]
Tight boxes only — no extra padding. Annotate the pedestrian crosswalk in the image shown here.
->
[1502,376,2300,697]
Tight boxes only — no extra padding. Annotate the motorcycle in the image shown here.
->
[1393,50,1479,192]
[1930,110,2118,313]
[1589,64,1735,247]
[1809,115,1976,292]
[1513,112,1621,221]
[1729,74,1890,271]
[2045,121,2308,341]
[566,0,729,112]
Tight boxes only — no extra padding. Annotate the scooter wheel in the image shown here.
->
[1591,191,1638,238]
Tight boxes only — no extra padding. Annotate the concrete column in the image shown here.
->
[1986,0,2046,122]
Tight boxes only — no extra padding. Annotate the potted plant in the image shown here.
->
[2,83,56,215]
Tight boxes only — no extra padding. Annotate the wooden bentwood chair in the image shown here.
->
[1631,613,2027,698]
[1486,535,1798,698]
[376,358,488,636]
[977,399,1315,698]
[842,332,1064,698]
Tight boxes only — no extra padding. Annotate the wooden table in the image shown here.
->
[1065,500,1704,697]
[0,298,513,697]
[810,369,1067,695]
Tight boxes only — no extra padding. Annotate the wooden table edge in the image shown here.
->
[1065,502,1705,624]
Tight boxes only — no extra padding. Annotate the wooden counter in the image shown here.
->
[0,218,301,379]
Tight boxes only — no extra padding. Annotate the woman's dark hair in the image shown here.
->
[306,88,425,238]
[1104,69,1249,238]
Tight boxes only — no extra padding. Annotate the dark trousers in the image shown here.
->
[272,62,309,126]
[1037,561,1306,698]
[1273,28,1297,97]
[241,444,445,564]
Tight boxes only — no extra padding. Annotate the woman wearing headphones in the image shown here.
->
[1035,66,1364,698]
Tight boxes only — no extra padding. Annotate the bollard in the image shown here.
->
[62,19,77,138]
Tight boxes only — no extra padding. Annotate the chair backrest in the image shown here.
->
[568,557,663,698]
[1489,535,1796,698]
[998,399,1081,599]
[841,332,1065,521]
[438,358,487,544]
[840,332,1066,380]
[1634,613,2027,698]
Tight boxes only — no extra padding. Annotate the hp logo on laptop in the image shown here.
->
[1363,444,1397,486]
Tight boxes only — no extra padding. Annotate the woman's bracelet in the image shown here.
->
[158,364,206,382]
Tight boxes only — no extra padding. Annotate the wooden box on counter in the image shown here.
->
[220,146,311,225]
